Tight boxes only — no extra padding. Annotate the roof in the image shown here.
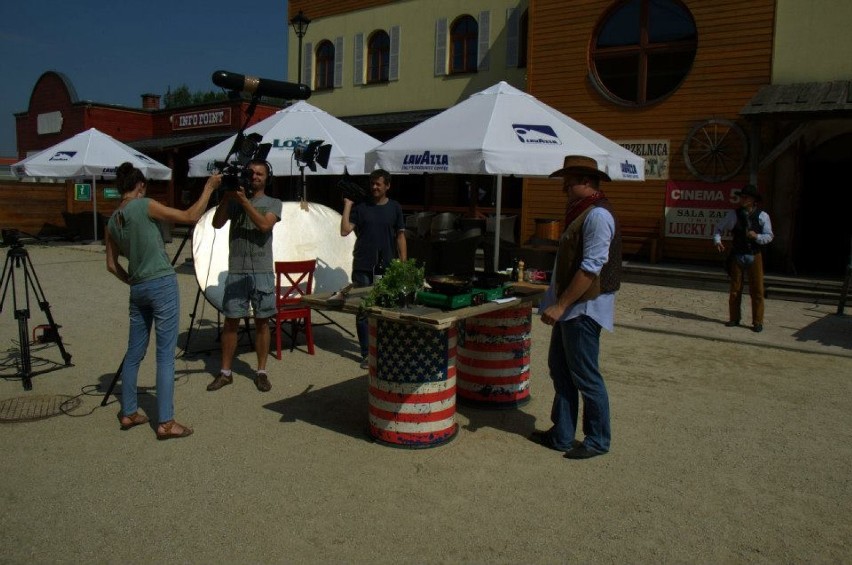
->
[127,132,233,151]
[741,81,852,117]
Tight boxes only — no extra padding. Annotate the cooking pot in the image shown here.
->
[425,275,473,295]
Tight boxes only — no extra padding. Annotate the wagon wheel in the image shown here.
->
[683,119,748,182]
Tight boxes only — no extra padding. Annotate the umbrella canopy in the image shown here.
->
[13,128,171,240]
[366,81,644,180]
[187,101,381,177]
[365,82,644,269]
[13,128,171,180]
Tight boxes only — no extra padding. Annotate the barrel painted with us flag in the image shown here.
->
[456,305,532,408]
[366,318,458,448]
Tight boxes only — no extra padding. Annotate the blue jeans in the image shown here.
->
[547,315,611,453]
[122,274,179,423]
[352,270,373,358]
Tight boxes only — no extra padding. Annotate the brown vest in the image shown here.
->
[554,199,622,301]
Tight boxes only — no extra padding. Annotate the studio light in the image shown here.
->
[293,139,332,172]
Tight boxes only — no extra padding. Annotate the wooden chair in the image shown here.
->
[274,259,316,359]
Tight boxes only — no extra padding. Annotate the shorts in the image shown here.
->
[222,272,276,319]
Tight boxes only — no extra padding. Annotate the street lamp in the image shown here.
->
[290,10,311,84]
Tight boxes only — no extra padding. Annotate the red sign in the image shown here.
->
[171,108,231,130]
[664,180,744,239]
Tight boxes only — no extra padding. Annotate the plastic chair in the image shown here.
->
[274,259,316,358]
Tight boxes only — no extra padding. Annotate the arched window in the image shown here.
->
[367,30,390,83]
[450,15,478,74]
[315,40,335,90]
[590,0,697,106]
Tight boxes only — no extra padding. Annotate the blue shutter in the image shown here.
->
[389,25,400,81]
[478,11,490,71]
[435,18,447,76]
[334,36,344,88]
[354,33,364,85]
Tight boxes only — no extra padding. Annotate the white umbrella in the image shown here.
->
[187,101,381,178]
[13,128,171,240]
[365,81,645,269]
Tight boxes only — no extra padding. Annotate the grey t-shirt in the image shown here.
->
[227,194,282,273]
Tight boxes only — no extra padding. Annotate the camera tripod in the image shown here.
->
[0,243,72,390]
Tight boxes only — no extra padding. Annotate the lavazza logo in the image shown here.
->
[402,150,449,171]
[513,124,561,145]
[49,151,76,161]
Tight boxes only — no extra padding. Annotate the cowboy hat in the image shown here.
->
[735,184,762,201]
[548,155,611,182]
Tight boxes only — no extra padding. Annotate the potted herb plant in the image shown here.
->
[360,259,425,310]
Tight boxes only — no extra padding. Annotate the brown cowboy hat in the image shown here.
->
[735,184,763,201]
[548,155,611,182]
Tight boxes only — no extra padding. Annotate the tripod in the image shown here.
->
[0,243,72,390]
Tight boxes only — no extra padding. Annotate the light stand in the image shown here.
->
[0,233,72,390]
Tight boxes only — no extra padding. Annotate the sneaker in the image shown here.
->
[254,372,272,392]
[207,372,233,391]
[752,324,763,333]
[359,357,369,370]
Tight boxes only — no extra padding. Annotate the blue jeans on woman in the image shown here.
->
[547,315,611,454]
[121,274,179,423]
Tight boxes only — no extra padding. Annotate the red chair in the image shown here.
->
[274,259,316,359]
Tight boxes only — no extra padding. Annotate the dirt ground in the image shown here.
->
[0,242,850,564]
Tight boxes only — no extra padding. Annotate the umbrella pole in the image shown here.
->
[92,175,98,241]
[492,175,503,272]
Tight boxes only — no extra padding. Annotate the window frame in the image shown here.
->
[367,29,390,84]
[589,0,697,107]
[450,14,479,74]
[314,40,335,91]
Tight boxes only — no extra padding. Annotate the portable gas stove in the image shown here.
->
[416,284,512,310]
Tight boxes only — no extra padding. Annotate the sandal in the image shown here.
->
[118,412,149,431]
[156,420,194,441]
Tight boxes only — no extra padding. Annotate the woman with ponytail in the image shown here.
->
[106,162,221,440]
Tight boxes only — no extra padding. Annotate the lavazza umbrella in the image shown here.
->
[187,100,381,178]
[13,128,171,240]
[365,81,645,269]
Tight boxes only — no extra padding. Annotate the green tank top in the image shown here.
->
[107,198,173,285]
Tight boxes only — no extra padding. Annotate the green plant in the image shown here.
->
[360,259,425,310]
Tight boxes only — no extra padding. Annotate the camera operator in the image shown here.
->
[207,159,282,393]
[106,162,220,440]
[339,169,407,369]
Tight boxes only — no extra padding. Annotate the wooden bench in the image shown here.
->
[620,216,663,263]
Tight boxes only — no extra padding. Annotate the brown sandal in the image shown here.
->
[156,420,194,441]
[118,412,149,431]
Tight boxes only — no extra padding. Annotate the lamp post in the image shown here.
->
[290,10,311,84]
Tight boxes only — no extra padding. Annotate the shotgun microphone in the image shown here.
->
[211,70,311,100]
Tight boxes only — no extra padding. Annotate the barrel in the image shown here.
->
[534,218,562,241]
[367,318,458,448]
[456,304,532,408]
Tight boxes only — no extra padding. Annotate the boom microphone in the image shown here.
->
[211,70,311,100]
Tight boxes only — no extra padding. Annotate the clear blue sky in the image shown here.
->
[0,0,291,157]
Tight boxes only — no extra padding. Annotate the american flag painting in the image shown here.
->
[457,305,532,408]
[367,318,458,448]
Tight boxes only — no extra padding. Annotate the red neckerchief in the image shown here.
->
[563,191,606,227]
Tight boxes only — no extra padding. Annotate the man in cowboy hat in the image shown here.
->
[712,184,774,332]
[531,155,622,460]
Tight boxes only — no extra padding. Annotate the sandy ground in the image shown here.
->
[0,241,850,564]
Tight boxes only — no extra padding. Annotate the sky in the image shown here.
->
[0,0,291,157]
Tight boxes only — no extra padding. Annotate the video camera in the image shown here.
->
[338,176,368,204]
[213,132,271,198]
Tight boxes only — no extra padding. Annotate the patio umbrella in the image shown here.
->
[187,101,381,178]
[13,128,171,240]
[365,81,645,269]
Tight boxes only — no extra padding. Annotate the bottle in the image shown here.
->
[511,257,519,281]
[517,259,525,282]
[374,250,385,283]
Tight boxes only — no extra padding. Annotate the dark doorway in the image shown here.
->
[793,133,852,276]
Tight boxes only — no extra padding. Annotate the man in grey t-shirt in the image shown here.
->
[208,159,282,392]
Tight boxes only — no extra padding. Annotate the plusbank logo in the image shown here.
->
[513,124,561,145]
[401,150,449,171]
[620,160,641,180]
[49,151,76,161]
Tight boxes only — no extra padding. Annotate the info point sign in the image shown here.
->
[665,180,744,239]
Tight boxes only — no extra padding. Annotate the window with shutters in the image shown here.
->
[590,0,697,106]
[367,30,390,83]
[315,40,335,91]
[450,15,478,74]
